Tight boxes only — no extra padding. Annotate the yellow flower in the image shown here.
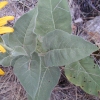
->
[0,1,14,76]
[0,44,6,76]
[0,16,14,26]
[0,44,6,75]
[0,68,5,75]
[0,1,8,9]
[0,45,6,53]
[0,1,14,35]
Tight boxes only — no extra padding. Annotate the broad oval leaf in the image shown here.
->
[65,56,100,96]
[43,29,98,67]
[34,57,60,100]
[2,7,38,56]
[14,52,41,99]
[35,0,71,35]
[27,57,60,100]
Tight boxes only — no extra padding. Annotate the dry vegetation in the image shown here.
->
[0,0,100,100]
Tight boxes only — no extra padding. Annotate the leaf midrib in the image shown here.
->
[50,0,55,29]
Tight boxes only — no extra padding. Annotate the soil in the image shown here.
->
[0,0,100,100]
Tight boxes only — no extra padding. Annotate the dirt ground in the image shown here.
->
[0,0,100,100]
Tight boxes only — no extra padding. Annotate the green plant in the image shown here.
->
[0,0,100,99]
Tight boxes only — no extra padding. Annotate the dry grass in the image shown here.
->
[0,0,100,100]
[0,66,27,100]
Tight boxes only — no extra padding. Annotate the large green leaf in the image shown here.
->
[14,54,60,100]
[43,29,98,67]
[14,52,41,99]
[65,56,100,96]
[35,0,71,35]
[2,7,38,56]
[34,57,60,100]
